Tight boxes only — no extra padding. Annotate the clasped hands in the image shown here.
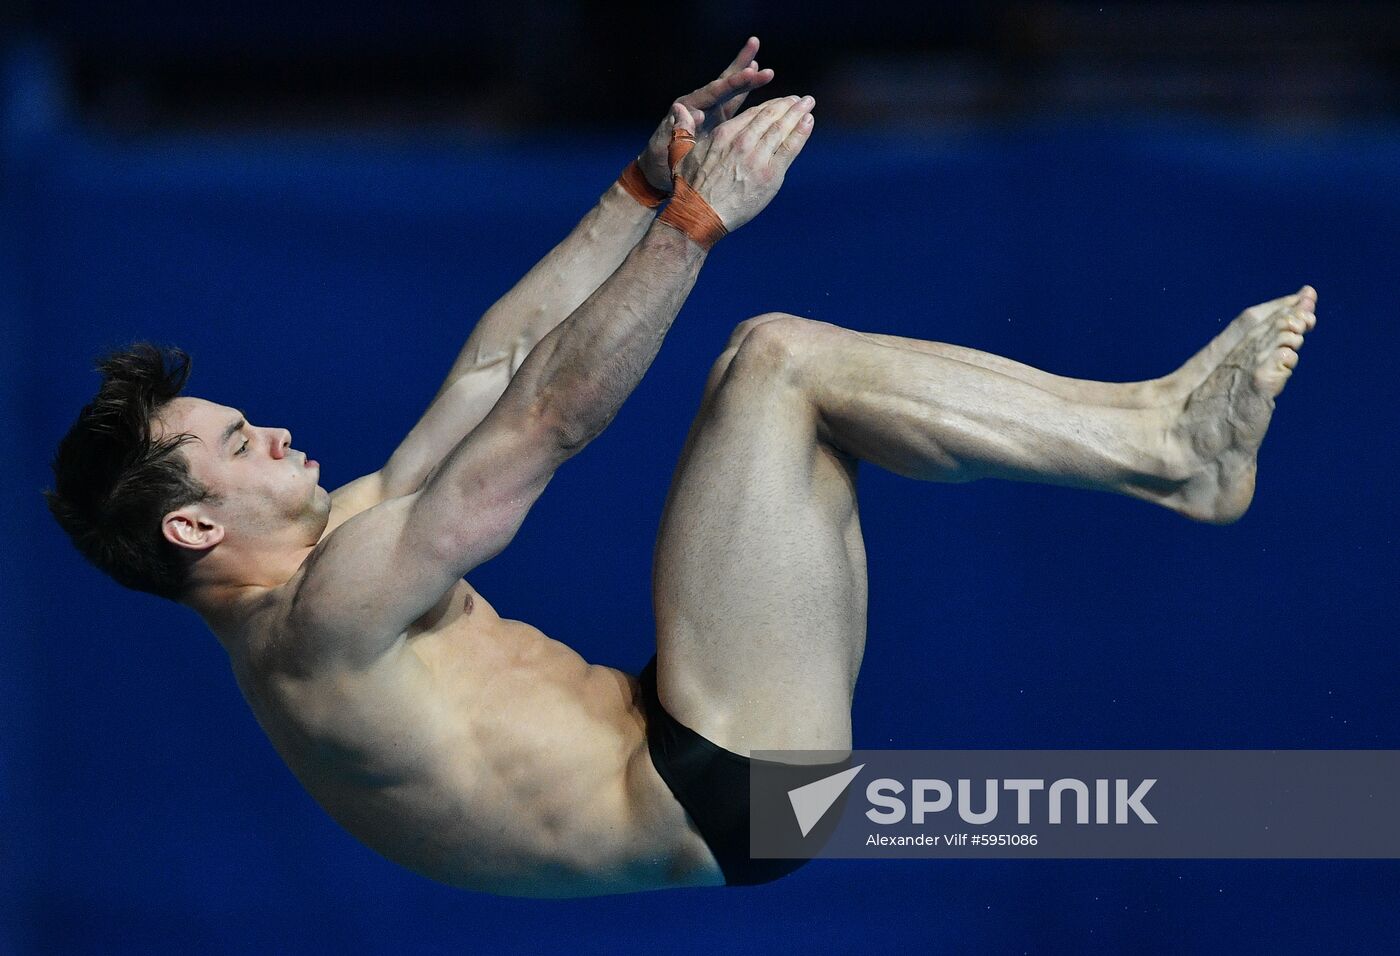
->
[635,37,816,234]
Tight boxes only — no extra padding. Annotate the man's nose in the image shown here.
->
[271,429,292,459]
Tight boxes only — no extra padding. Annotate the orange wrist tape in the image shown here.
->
[660,178,728,249]
[618,159,667,208]
[657,128,727,250]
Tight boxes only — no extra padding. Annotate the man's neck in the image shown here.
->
[185,542,317,651]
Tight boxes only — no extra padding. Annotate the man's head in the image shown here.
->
[46,344,327,603]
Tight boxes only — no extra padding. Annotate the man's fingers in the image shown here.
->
[721,64,755,118]
[670,38,772,137]
[671,102,697,136]
[682,66,771,115]
[721,37,760,78]
[773,109,815,171]
[704,69,755,107]
[758,95,814,157]
[718,64,773,121]
[732,95,804,151]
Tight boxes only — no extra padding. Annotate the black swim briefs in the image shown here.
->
[638,655,849,887]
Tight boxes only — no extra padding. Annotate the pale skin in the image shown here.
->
[148,40,1315,898]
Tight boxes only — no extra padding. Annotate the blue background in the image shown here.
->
[5,45,1399,954]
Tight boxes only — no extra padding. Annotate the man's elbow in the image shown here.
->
[550,419,596,457]
[530,385,607,456]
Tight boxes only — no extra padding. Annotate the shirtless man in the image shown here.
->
[46,38,1315,897]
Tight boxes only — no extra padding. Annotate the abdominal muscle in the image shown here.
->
[234,579,719,898]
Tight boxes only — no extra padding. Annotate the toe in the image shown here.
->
[1246,293,1299,322]
[1287,300,1317,331]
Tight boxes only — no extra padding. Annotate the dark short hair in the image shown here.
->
[45,343,217,600]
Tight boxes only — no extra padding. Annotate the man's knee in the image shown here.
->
[704,313,834,402]
[724,312,796,351]
[729,313,842,380]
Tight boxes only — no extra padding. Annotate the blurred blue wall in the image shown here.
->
[5,46,1399,954]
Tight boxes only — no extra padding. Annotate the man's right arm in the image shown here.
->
[286,96,816,664]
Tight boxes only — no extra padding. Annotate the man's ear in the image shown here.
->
[162,506,225,553]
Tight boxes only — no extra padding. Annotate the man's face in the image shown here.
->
[156,396,327,543]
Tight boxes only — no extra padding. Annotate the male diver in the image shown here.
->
[47,39,1315,896]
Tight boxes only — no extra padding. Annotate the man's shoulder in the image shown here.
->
[264,525,419,678]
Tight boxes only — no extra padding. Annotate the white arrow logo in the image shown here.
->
[787,764,865,837]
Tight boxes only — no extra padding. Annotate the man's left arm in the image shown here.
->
[345,40,774,512]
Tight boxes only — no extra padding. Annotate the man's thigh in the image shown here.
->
[650,323,867,757]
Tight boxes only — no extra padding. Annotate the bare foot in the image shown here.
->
[1162,294,1314,523]
[1147,285,1317,406]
